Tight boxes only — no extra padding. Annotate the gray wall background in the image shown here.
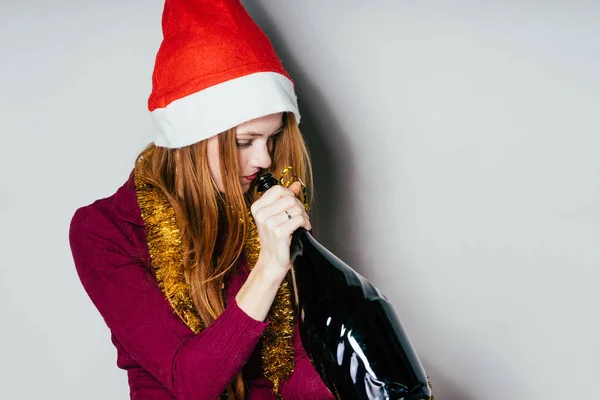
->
[1,1,598,399]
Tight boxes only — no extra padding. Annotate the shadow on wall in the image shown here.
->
[424,360,477,400]
[244,4,482,400]
[243,2,366,273]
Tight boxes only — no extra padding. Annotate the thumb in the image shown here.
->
[289,181,302,197]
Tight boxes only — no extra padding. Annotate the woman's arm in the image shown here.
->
[127,365,178,399]
[239,182,311,321]
[69,205,268,400]
[234,259,283,322]
[112,333,177,399]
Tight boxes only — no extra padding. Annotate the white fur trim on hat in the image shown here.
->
[151,72,300,149]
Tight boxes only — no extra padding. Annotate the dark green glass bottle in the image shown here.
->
[257,173,433,400]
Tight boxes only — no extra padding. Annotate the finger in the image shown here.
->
[288,181,302,197]
[265,205,306,228]
[302,214,312,231]
[277,213,311,236]
[255,185,296,208]
[252,187,303,221]
[265,197,305,220]
[254,197,296,226]
[251,185,294,215]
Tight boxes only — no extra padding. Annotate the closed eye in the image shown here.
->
[236,129,283,149]
[236,140,252,149]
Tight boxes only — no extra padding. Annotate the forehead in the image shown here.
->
[236,112,284,136]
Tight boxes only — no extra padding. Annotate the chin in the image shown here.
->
[240,180,251,193]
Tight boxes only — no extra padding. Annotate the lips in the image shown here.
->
[243,173,258,182]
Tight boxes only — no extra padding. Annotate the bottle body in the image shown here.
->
[290,229,432,400]
[255,173,433,399]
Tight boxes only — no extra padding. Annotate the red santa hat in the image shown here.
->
[148,0,300,148]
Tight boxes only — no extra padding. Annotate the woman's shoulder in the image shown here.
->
[69,169,148,257]
[71,169,144,229]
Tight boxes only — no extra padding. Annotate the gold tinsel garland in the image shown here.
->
[133,155,295,398]
[244,210,295,398]
[134,156,204,333]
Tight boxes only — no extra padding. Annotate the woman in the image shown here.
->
[69,0,335,399]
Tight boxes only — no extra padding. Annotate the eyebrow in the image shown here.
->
[237,124,284,138]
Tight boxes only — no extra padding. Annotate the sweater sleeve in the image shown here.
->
[127,365,178,399]
[280,321,335,400]
[111,333,176,399]
[69,205,268,400]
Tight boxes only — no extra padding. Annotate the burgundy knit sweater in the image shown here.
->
[69,170,334,400]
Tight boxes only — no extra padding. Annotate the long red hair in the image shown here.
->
[135,112,313,399]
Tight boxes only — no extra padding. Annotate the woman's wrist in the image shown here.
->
[235,260,287,321]
[254,257,290,285]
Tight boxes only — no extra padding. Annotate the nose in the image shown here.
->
[250,141,272,170]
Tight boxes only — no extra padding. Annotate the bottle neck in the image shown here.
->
[256,173,281,194]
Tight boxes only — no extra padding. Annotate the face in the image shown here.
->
[206,112,284,193]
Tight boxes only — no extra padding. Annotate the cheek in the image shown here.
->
[238,150,249,169]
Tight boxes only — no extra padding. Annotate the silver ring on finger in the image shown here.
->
[284,210,292,220]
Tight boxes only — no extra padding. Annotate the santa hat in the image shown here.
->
[148,0,300,148]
